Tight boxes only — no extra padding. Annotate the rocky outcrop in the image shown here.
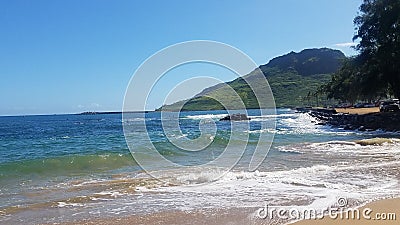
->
[309,110,400,131]
[220,114,251,121]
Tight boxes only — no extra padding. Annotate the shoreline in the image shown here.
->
[45,197,400,225]
[43,207,258,225]
[4,110,398,225]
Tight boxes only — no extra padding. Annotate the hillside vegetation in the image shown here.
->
[158,48,345,111]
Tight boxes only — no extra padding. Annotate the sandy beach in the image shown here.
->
[47,208,258,225]
[335,107,380,115]
[48,198,400,225]
[293,198,400,225]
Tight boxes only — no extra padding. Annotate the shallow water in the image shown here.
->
[0,109,399,224]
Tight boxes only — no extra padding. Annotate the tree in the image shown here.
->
[322,0,400,102]
[323,58,361,104]
[353,0,400,98]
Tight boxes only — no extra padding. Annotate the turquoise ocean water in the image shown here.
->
[1,109,400,224]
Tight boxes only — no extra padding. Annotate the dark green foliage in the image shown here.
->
[323,58,362,103]
[179,97,225,111]
[355,0,400,98]
[269,72,332,107]
[263,48,345,76]
[324,0,400,102]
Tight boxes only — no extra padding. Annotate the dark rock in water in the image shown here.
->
[296,107,312,113]
[220,114,251,121]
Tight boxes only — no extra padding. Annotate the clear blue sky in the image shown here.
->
[0,0,362,115]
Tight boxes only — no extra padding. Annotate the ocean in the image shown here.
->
[1,109,400,224]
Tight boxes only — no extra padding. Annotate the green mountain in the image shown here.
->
[158,48,345,111]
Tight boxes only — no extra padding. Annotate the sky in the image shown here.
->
[0,0,362,116]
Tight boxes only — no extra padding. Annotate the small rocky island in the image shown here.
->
[220,114,251,121]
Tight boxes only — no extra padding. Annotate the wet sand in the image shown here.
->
[47,208,263,225]
[49,198,400,225]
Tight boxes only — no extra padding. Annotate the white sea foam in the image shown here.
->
[246,128,276,134]
[95,191,124,198]
[249,113,296,121]
[185,113,295,121]
[57,202,84,207]
[134,140,400,214]
[168,133,188,139]
[185,114,228,120]
[277,146,304,154]
[309,140,400,154]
